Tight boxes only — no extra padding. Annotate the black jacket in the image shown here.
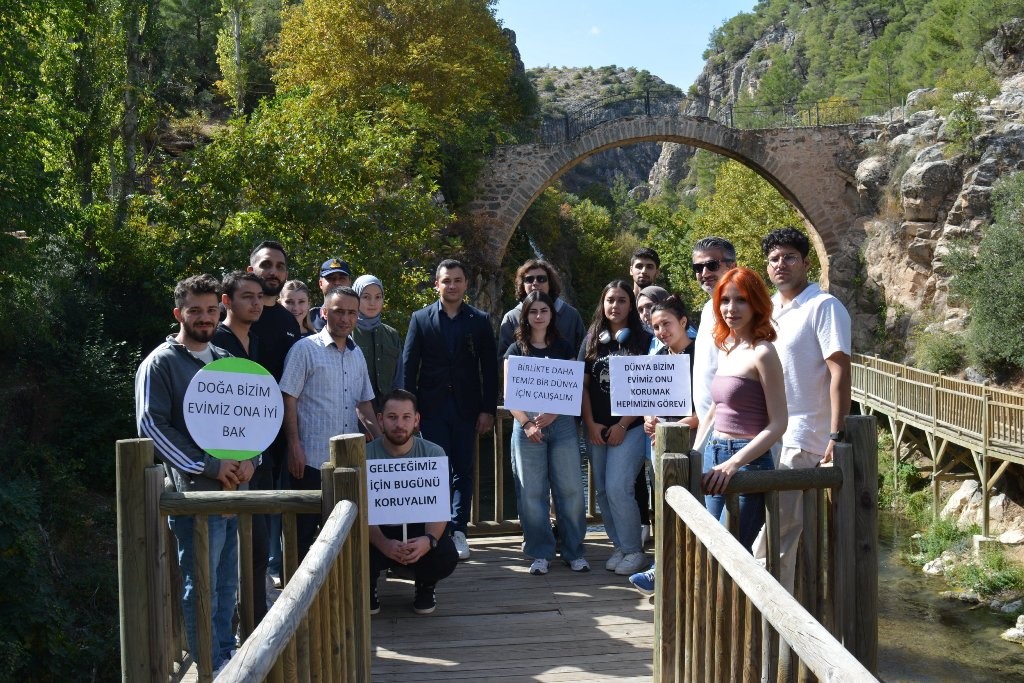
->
[402,302,498,420]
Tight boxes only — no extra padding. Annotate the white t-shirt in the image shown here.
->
[692,298,718,422]
[772,283,852,455]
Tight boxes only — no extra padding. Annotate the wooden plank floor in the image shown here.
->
[371,532,655,682]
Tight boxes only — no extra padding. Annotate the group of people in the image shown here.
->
[135,226,851,673]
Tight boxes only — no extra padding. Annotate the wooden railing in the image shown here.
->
[116,434,371,682]
[469,407,599,534]
[652,417,879,681]
[852,353,1024,534]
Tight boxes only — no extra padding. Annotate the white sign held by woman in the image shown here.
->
[609,355,691,416]
[504,356,584,416]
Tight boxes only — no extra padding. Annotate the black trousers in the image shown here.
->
[369,523,459,586]
[248,461,274,624]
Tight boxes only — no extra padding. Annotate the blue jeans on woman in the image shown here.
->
[589,425,646,554]
[511,414,587,561]
[703,435,775,551]
[168,514,240,669]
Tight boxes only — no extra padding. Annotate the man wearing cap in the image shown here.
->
[310,257,353,332]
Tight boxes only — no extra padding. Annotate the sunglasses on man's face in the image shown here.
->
[523,275,548,284]
[691,259,722,275]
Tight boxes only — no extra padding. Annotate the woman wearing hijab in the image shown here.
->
[352,275,404,411]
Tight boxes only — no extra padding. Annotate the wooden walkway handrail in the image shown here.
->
[663,483,875,681]
[852,352,1024,535]
[159,490,322,516]
[214,499,358,682]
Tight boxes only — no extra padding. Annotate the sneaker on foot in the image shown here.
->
[569,557,590,573]
[529,558,549,575]
[640,524,652,547]
[614,551,648,576]
[413,582,436,614]
[629,567,656,595]
[270,573,283,589]
[604,548,625,572]
[453,531,471,560]
[369,583,381,615]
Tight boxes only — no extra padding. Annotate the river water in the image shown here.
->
[877,512,1024,681]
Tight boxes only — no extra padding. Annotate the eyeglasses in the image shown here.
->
[522,275,548,284]
[766,253,802,268]
[691,259,723,275]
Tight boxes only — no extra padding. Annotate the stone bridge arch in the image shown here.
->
[467,115,876,310]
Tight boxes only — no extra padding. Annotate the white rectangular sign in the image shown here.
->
[365,456,451,526]
[609,355,692,417]
[504,356,584,416]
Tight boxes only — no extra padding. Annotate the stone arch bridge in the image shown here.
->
[466,92,892,313]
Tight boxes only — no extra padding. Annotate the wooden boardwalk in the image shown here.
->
[371,532,655,682]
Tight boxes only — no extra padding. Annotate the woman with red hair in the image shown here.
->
[693,267,788,550]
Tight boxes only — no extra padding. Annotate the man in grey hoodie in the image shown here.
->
[135,273,258,673]
[497,259,586,359]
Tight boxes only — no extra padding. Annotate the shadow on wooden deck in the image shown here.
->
[371,532,654,682]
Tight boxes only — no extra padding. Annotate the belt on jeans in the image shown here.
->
[709,434,751,449]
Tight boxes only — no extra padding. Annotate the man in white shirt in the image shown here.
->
[753,227,852,594]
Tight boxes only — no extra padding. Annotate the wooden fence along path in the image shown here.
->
[652,417,879,682]
[852,353,1024,534]
[119,417,885,681]
[117,434,372,682]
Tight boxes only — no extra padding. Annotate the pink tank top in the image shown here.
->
[710,375,769,435]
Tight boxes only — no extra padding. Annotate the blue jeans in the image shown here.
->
[169,514,239,668]
[703,436,775,550]
[511,415,587,561]
[589,425,646,554]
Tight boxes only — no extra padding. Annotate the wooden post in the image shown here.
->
[117,438,154,682]
[239,513,255,639]
[831,443,856,651]
[494,412,505,523]
[193,514,213,681]
[334,467,361,682]
[655,450,688,681]
[144,466,169,682]
[847,415,878,673]
[329,435,371,682]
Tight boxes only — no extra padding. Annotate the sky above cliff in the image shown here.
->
[495,1,758,89]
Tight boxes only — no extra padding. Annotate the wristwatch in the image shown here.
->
[829,431,845,442]
[425,533,438,550]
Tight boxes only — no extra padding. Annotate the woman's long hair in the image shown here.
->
[712,267,777,350]
[514,290,561,355]
[584,280,647,360]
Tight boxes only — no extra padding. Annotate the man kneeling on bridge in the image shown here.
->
[368,390,459,615]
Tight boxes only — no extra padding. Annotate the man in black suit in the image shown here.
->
[402,259,497,560]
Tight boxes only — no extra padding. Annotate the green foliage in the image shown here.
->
[907,517,976,565]
[946,548,1024,596]
[949,173,1024,374]
[911,326,966,374]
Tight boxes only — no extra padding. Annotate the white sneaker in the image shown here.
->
[640,524,652,547]
[569,557,590,573]
[615,551,648,576]
[453,531,471,560]
[604,548,625,572]
[529,558,549,575]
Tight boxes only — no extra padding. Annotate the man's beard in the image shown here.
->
[384,429,412,447]
[184,321,215,344]
[262,279,284,296]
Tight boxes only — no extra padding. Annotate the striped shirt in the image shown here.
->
[280,327,375,468]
